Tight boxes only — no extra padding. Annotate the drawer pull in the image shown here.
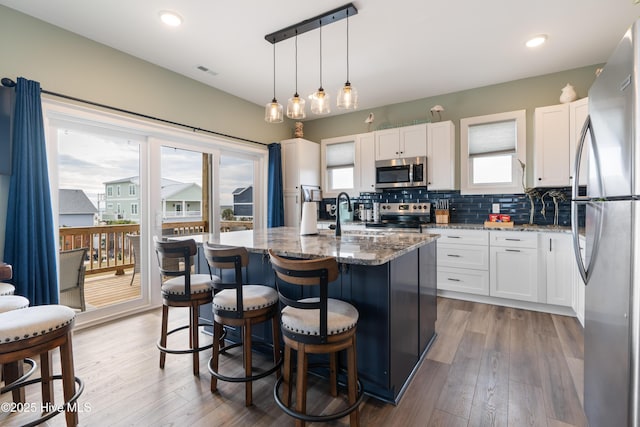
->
[447,278,461,282]
[505,238,521,241]
[447,236,461,239]
[506,249,521,252]
[447,254,461,258]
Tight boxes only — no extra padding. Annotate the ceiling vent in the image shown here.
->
[196,65,218,76]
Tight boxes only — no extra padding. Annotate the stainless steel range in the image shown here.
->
[365,202,431,232]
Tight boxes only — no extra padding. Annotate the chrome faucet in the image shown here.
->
[335,192,352,237]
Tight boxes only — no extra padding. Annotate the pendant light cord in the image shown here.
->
[272,41,277,100]
[294,32,299,95]
[346,11,350,83]
[319,21,323,90]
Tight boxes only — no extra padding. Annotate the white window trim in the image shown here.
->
[321,135,358,198]
[460,110,527,195]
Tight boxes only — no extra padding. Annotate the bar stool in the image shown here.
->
[0,305,84,426]
[154,237,217,376]
[203,244,281,407]
[0,295,31,404]
[268,250,363,427]
[0,282,15,296]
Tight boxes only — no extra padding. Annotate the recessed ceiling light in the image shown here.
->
[526,34,547,48]
[159,11,182,27]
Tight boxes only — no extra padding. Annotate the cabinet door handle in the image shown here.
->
[447,254,461,258]
[505,238,521,241]
[506,249,521,253]
[549,238,552,252]
[447,278,461,282]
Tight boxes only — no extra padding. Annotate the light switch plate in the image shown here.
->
[492,203,500,213]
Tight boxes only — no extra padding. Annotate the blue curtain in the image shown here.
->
[267,142,284,227]
[3,77,58,305]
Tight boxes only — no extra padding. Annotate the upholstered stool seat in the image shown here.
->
[204,244,281,407]
[269,250,363,427]
[0,282,15,296]
[0,305,83,426]
[154,237,217,376]
[0,295,30,313]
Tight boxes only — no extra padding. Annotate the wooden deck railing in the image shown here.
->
[59,219,253,276]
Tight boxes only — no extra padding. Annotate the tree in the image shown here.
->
[221,208,234,220]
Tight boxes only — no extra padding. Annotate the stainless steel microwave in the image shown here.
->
[375,156,427,189]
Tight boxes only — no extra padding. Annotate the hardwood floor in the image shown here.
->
[0,297,587,426]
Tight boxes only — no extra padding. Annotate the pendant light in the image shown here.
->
[264,41,283,123]
[310,21,330,115]
[337,9,358,110]
[286,32,306,119]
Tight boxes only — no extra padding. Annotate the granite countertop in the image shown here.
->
[179,227,439,266]
[318,219,572,233]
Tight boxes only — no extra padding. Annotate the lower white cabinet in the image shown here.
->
[489,231,539,303]
[437,229,489,295]
[539,232,574,307]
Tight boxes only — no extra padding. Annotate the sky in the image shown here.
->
[57,128,253,211]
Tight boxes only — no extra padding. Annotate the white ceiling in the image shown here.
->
[1,1,638,119]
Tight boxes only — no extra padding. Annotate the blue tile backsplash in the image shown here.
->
[320,187,585,227]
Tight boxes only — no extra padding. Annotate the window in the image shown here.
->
[460,110,526,194]
[129,184,136,196]
[116,186,121,196]
[322,139,355,194]
[131,203,138,215]
[107,186,113,197]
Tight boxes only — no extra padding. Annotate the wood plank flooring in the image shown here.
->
[0,297,587,426]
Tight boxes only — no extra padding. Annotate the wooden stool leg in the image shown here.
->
[210,321,222,392]
[295,345,308,427]
[272,311,281,379]
[329,352,338,397]
[282,344,292,406]
[3,361,25,403]
[191,304,199,375]
[40,351,54,405]
[159,304,169,369]
[60,331,78,427]
[243,321,252,406]
[347,336,359,427]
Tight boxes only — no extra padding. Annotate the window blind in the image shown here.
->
[468,119,516,156]
[326,141,355,167]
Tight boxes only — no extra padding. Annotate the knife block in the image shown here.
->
[435,209,450,224]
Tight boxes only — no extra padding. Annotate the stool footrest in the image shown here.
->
[0,374,84,427]
[273,364,364,423]
[207,352,282,383]
[157,322,214,355]
[0,358,37,393]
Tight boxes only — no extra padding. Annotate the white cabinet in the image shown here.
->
[534,103,571,187]
[281,138,320,227]
[375,124,427,160]
[534,98,589,187]
[539,233,573,307]
[356,132,376,192]
[437,229,489,296]
[426,121,456,190]
[489,231,539,302]
[569,97,589,186]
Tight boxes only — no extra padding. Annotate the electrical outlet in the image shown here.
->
[492,203,500,214]
[326,204,334,212]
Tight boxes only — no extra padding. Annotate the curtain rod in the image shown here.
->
[1,77,268,147]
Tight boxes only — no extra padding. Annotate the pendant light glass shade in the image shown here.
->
[337,11,357,110]
[286,34,306,119]
[309,22,331,115]
[265,42,283,123]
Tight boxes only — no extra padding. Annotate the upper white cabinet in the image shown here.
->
[534,103,571,187]
[356,132,376,193]
[534,98,589,187]
[282,138,320,192]
[569,97,589,186]
[281,138,320,226]
[375,124,427,160]
[427,121,457,190]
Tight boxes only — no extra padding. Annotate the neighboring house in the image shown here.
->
[232,186,253,217]
[103,176,202,222]
[59,189,98,227]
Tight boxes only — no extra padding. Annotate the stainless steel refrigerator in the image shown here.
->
[572,18,640,427]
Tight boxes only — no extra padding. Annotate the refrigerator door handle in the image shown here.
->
[571,115,597,284]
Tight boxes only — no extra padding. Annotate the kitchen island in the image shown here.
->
[185,227,439,404]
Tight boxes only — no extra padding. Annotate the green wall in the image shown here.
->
[0,4,601,261]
